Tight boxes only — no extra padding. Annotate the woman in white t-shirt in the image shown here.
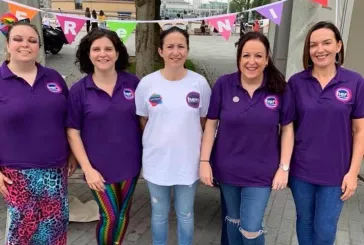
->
[135,26,211,245]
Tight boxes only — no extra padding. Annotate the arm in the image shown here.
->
[67,128,105,192]
[272,123,294,190]
[341,118,364,200]
[199,119,218,186]
[200,117,207,131]
[139,116,148,131]
[349,119,364,175]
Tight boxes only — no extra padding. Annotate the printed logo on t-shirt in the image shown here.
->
[186,91,200,108]
[149,93,163,107]
[335,87,352,102]
[264,95,279,109]
[123,88,135,100]
[46,82,62,93]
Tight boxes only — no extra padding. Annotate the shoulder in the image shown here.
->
[118,71,139,87]
[69,76,87,96]
[339,67,364,83]
[214,72,238,88]
[42,66,66,83]
[139,71,160,85]
[186,70,209,84]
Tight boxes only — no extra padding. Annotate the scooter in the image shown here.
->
[42,24,68,55]
[42,9,69,55]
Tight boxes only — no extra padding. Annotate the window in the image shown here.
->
[75,0,82,9]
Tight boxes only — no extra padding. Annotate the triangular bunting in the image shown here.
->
[158,21,188,31]
[208,14,237,41]
[56,15,86,44]
[107,21,137,42]
[8,2,38,21]
[255,1,284,25]
[311,0,328,7]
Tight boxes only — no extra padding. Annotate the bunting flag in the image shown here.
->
[208,14,237,40]
[7,2,38,21]
[107,21,137,42]
[158,21,189,31]
[56,15,86,44]
[255,1,284,25]
[311,0,328,7]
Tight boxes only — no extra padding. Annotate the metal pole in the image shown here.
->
[227,0,230,14]
[336,0,339,25]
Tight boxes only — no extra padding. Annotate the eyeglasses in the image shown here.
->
[161,22,187,31]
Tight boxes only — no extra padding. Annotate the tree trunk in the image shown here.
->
[154,0,161,63]
[135,0,156,78]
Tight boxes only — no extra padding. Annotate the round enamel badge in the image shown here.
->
[46,82,62,93]
[335,87,352,102]
[264,95,279,109]
[123,88,135,100]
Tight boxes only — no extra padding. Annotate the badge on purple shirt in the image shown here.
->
[335,87,352,102]
[123,88,135,100]
[264,95,279,109]
[46,82,62,94]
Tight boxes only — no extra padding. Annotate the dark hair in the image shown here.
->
[85,7,90,17]
[99,10,105,16]
[236,32,286,94]
[75,29,129,74]
[6,21,41,48]
[159,26,189,50]
[303,21,344,70]
[92,10,97,19]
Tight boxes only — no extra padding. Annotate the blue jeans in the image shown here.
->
[220,187,230,245]
[146,180,197,245]
[220,183,271,245]
[289,176,344,245]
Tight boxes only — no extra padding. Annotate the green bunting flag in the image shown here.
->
[107,21,137,42]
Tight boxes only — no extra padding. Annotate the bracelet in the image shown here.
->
[200,160,210,162]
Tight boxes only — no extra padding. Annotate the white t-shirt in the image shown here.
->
[135,70,211,186]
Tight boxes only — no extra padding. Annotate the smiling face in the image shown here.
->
[239,40,268,81]
[89,36,119,72]
[309,28,342,69]
[159,32,189,69]
[6,25,40,63]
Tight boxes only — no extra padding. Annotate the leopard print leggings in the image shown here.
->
[2,166,68,245]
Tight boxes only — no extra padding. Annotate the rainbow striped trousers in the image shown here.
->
[91,176,138,245]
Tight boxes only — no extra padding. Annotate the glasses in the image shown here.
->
[161,22,187,31]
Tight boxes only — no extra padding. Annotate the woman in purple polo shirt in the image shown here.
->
[0,20,77,245]
[200,32,295,245]
[288,21,364,245]
[67,29,141,245]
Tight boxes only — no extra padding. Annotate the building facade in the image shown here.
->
[50,0,136,18]
[160,0,192,18]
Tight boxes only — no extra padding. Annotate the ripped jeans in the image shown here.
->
[220,184,271,245]
[146,180,197,245]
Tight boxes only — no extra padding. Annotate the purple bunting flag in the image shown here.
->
[255,1,284,25]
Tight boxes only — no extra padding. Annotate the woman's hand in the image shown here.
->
[0,171,12,197]
[341,171,358,201]
[67,154,78,177]
[84,167,106,192]
[272,169,288,190]
[200,162,214,187]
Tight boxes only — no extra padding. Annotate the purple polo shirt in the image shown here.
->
[67,72,142,184]
[0,61,69,169]
[207,72,295,187]
[289,67,364,186]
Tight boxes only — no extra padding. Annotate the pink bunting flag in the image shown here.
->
[208,14,237,41]
[255,1,284,25]
[56,15,86,44]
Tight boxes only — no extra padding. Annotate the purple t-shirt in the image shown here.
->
[207,72,295,187]
[289,67,364,186]
[67,72,142,184]
[0,61,69,169]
